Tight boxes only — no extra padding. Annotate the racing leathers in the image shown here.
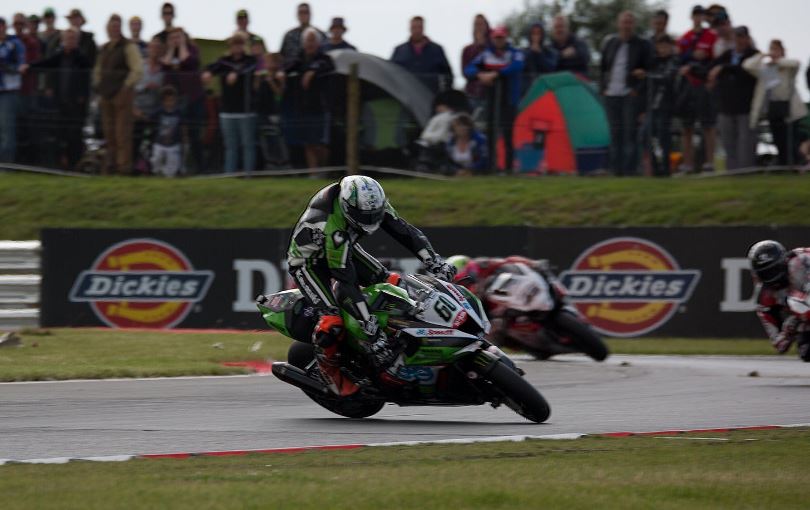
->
[755,247,810,361]
[287,182,448,394]
[454,256,552,339]
[455,256,545,295]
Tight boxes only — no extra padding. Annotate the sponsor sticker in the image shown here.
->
[452,309,468,328]
[559,237,700,337]
[69,239,214,329]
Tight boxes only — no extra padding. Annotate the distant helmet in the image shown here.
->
[446,255,471,273]
[748,240,788,288]
[339,175,386,234]
[450,256,481,288]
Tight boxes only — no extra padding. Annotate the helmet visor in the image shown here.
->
[756,263,786,284]
[346,205,385,233]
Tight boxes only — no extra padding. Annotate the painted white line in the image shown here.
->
[17,457,72,464]
[0,374,254,386]
[2,424,807,466]
[367,433,586,447]
[77,455,136,463]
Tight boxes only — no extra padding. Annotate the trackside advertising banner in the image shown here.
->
[40,227,809,337]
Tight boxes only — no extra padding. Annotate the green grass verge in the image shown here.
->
[1,174,809,239]
[0,329,774,382]
[2,428,807,509]
[0,328,288,381]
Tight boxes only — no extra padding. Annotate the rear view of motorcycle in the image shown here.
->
[257,274,551,423]
[484,261,609,361]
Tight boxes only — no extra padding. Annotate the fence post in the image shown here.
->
[346,63,360,175]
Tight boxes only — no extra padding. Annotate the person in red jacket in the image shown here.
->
[676,5,717,173]
[749,241,810,361]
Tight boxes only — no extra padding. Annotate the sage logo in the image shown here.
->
[69,239,214,329]
[559,238,700,337]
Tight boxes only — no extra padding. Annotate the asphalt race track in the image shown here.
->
[2,355,808,460]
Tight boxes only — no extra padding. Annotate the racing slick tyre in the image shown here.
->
[485,360,551,423]
[286,341,385,419]
[553,310,610,361]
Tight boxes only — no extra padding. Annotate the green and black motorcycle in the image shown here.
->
[257,274,550,423]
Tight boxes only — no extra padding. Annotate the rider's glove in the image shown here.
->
[425,256,457,282]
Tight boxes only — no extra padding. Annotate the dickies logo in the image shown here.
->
[69,239,214,329]
[559,238,700,337]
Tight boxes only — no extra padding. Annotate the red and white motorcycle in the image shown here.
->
[482,261,609,361]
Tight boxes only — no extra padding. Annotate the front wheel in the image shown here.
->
[552,310,610,361]
[485,361,551,423]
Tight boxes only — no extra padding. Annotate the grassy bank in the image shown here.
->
[1,174,808,239]
[0,329,775,382]
[0,328,286,381]
[2,428,807,509]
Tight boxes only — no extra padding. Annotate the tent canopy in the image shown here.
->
[328,50,434,127]
[513,72,610,174]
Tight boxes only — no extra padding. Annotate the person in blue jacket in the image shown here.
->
[463,25,524,172]
[522,21,558,93]
[0,17,25,163]
[446,113,489,175]
[390,16,453,94]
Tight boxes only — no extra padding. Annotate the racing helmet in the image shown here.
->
[748,240,788,288]
[339,176,387,234]
[448,255,481,287]
[446,255,471,273]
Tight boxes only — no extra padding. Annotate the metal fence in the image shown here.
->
[0,241,40,330]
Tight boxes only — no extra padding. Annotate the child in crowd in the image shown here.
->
[150,85,184,177]
[446,113,488,175]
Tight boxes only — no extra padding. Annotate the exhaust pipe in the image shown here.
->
[271,362,330,395]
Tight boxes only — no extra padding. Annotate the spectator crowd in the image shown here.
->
[0,3,808,176]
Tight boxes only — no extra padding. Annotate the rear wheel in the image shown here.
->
[485,360,551,423]
[285,341,385,419]
[552,310,609,361]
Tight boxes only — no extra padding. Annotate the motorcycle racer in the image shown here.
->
[448,254,547,295]
[748,240,810,361]
[287,175,456,396]
[447,254,608,361]
[447,254,553,330]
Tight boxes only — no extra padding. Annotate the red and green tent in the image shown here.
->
[511,72,609,174]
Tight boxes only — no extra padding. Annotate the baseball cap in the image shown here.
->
[66,8,85,20]
[43,8,55,18]
[491,25,509,38]
[330,17,346,29]
[691,5,705,15]
[28,14,40,23]
[236,9,248,18]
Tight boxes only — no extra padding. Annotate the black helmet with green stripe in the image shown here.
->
[339,176,386,234]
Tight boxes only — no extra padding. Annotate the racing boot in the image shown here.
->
[313,315,359,397]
